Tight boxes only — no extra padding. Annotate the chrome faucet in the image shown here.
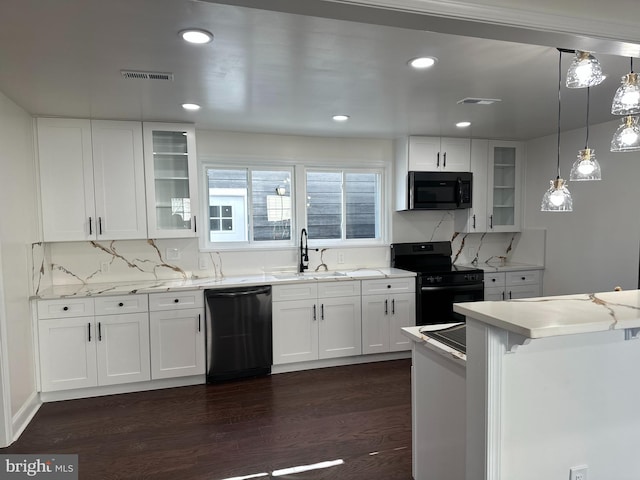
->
[299,228,309,273]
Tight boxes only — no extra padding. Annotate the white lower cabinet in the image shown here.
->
[38,295,150,392]
[484,269,542,301]
[272,281,362,365]
[361,278,416,354]
[148,291,205,379]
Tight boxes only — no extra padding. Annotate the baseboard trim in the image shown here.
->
[271,351,411,374]
[12,391,41,444]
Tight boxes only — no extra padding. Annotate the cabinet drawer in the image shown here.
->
[317,280,361,298]
[361,277,416,295]
[272,283,318,302]
[484,272,505,287]
[506,270,540,286]
[37,298,94,319]
[149,290,204,311]
[95,294,148,315]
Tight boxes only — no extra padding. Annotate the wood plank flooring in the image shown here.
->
[3,359,412,479]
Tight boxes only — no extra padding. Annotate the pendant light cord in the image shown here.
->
[556,50,562,179]
[585,87,590,149]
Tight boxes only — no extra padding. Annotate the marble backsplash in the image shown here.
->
[31,226,545,295]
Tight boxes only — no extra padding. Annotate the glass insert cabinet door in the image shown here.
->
[487,141,522,232]
[143,123,198,238]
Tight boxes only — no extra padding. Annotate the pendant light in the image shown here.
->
[611,58,640,115]
[566,50,606,88]
[570,87,602,181]
[542,49,573,212]
[611,115,640,152]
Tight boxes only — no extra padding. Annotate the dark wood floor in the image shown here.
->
[3,359,412,480]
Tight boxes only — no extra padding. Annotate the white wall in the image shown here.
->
[523,118,640,295]
[0,91,39,421]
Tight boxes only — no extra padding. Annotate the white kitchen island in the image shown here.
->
[403,289,640,480]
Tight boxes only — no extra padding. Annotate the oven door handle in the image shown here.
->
[421,284,483,293]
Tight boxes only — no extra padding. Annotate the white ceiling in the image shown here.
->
[0,0,633,140]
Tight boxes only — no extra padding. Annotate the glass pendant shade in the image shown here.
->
[611,73,640,114]
[611,115,640,152]
[541,178,573,212]
[566,51,605,88]
[569,148,601,181]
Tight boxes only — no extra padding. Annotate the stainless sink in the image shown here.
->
[311,271,348,278]
[272,271,348,280]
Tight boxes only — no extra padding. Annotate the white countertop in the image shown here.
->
[402,324,466,366]
[460,262,544,272]
[34,267,415,299]
[454,289,640,338]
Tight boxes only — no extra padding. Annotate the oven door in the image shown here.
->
[417,283,484,326]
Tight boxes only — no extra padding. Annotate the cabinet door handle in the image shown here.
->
[174,299,179,303]
[392,298,395,315]
[521,276,526,281]
[88,217,93,235]
[98,322,102,341]
[313,304,317,321]
[384,299,388,315]
[63,306,69,311]
[489,214,493,229]
[193,215,197,233]
[436,152,440,167]
[501,291,505,300]
[198,314,201,332]
[443,152,447,167]
[88,323,92,342]
[98,217,103,235]
[509,291,512,299]
[118,302,124,307]
[321,304,324,320]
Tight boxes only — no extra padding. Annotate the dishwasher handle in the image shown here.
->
[206,286,272,298]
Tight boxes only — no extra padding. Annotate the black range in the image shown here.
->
[390,241,484,326]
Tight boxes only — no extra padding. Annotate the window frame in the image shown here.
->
[200,157,389,251]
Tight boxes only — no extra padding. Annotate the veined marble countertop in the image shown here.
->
[34,267,416,300]
[454,289,640,338]
[460,262,544,272]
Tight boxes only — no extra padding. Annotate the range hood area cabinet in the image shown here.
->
[394,136,471,211]
[36,118,198,241]
[454,139,524,233]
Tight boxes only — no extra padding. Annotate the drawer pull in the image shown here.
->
[118,302,124,307]
[63,306,69,311]
[174,299,179,303]
[491,278,496,283]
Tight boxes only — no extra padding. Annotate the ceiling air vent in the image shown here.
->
[121,70,174,81]
[457,97,501,105]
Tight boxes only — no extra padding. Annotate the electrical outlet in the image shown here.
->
[198,255,208,270]
[166,247,181,261]
[570,465,588,480]
[338,253,345,264]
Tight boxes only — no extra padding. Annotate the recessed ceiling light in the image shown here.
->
[182,103,201,111]
[179,29,213,44]
[332,115,350,122]
[456,121,471,128]
[408,57,438,69]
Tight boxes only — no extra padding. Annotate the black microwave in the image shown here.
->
[408,171,472,210]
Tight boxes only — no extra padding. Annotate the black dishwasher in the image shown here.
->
[204,286,272,383]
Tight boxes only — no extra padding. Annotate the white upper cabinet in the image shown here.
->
[455,140,523,233]
[91,120,147,239]
[37,118,146,241]
[407,137,471,171]
[38,118,95,241]
[143,123,198,238]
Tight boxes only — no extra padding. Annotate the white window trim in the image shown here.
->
[199,156,390,252]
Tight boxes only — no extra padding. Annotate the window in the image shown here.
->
[205,167,292,246]
[306,169,381,241]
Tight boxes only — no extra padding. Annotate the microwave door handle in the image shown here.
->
[456,177,463,207]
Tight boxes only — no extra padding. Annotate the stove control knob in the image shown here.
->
[425,276,435,283]
[435,276,443,282]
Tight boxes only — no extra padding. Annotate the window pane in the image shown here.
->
[345,172,379,239]
[306,171,342,239]
[252,170,292,242]
[207,169,248,243]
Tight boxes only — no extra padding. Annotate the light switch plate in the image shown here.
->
[570,465,588,480]
[166,247,180,261]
